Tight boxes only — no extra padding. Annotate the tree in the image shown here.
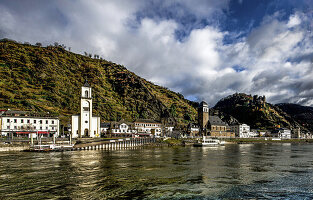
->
[35,42,42,47]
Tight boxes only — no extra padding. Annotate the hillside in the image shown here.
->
[0,39,197,124]
[276,103,313,131]
[213,93,306,131]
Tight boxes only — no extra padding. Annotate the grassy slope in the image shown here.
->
[0,40,197,124]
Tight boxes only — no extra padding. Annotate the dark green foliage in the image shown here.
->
[0,40,197,124]
[213,93,307,131]
[277,103,313,131]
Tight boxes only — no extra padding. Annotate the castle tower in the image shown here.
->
[198,101,209,135]
[79,79,93,137]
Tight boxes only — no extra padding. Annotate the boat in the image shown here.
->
[193,136,225,147]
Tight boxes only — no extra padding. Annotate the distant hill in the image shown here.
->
[276,103,313,132]
[212,93,306,131]
[0,39,197,124]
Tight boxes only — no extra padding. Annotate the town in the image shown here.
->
[0,80,311,144]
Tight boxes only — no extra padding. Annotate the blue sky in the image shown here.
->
[0,0,313,106]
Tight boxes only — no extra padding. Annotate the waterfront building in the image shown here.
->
[0,110,59,138]
[102,120,137,137]
[187,123,200,136]
[207,116,235,138]
[100,122,110,135]
[134,119,162,137]
[272,128,291,139]
[231,124,257,138]
[71,80,100,138]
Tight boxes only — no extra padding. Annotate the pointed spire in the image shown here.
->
[83,76,90,87]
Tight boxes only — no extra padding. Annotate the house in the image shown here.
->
[134,119,162,137]
[231,124,257,138]
[100,122,110,136]
[187,123,200,136]
[106,120,136,137]
[272,128,291,139]
[71,80,100,138]
[0,110,59,138]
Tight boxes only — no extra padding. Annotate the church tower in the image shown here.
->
[198,101,209,135]
[79,79,93,137]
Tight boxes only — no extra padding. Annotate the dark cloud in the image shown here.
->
[0,0,313,106]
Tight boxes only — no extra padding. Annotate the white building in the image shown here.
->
[0,110,59,138]
[231,124,257,138]
[71,81,100,138]
[134,119,162,137]
[108,120,137,136]
[279,128,291,139]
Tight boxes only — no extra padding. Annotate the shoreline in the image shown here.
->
[1,138,313,152]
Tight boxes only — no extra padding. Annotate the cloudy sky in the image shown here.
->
[1,0,313,106]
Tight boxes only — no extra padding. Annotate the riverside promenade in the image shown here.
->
[73,137,155,150]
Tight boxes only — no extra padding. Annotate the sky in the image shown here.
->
[1,0,313,106]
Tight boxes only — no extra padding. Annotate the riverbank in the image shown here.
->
[0,144,29,152]
[224,138,313,144]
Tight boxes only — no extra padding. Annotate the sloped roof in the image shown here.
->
[208,116,228,126]
[134,119,161,124]
[83,79,90,87]
[199,101,208,107]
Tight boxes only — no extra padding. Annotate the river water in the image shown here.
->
[1,144,313,199]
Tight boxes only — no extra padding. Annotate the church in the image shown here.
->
[197,101,235,138]
[71,80,100,138]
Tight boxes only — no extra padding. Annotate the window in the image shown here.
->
[34,120,36,123]
[45,127,48,130]
[14,119,17,123]
[46,120,48,124]
[52,127,54,130]
[52,120,54,124]
[21,119,24,123]
[40,120,42,124]
[27,119,30,123]
[14,126,17,129]
[7,119,9,123]
[40,127,42,130]
[85,121,88,123]
[85,90,88,98]
[7,126,9,129]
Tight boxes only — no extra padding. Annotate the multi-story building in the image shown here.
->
[207,116,235,138]
[102,120,137,137]
[231,124,256,138]
[0,110,59,138]
[272,128,291,139]
[71,80,100,138]
[187,123,200,136]
[134,119,162,137]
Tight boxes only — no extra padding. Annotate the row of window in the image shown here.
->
[211,126,226,131]
[6,126,55,130]
[135,123,161,127]
[6,119,55,124]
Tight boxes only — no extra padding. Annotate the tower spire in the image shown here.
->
[83,76,90,87]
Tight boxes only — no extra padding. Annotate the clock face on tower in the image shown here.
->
[82,101,90,107]
[83,101,90,111]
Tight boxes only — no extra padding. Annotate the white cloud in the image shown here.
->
[0,0,312,107]
[287,14,301,28]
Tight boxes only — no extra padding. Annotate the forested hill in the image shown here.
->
[212,93,308,131]
[276,103,313,132]
[0,39,197,124]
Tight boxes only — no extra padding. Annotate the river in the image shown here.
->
[1,143,313,199]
